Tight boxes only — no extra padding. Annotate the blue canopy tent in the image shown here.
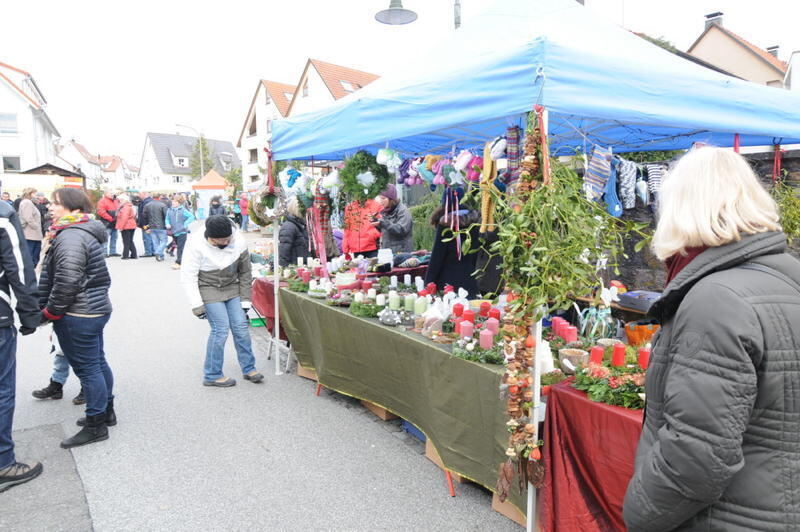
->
[272,0,800,160]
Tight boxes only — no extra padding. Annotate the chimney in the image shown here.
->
[767,45,780,58]
[704,12,723,31]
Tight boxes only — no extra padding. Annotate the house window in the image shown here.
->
[175,157,188,168]
[249,149,258,164]
[173,176,183,184]
[250,175,260,183]
[265,93,271,105]
[249,113,257,136]
[2,156,21,172]
[221,160,231,172]
[302,81,308,97]
[0,114,17,134]
[340,80,354,92]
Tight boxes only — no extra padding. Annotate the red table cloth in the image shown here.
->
[541,381,643,532]
[251,278,287,340]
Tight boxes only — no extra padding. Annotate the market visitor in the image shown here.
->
[115,194,138,260]
[343,198,382,259]
[166,194,195,270]
[0,197,42,492]
[31,330,85,405]
[209,195,226,216]
[137,190,154,257]
[38,188,115,449]
[278,196,310,267]
[36,192,52,237]
[181,215,263,387]
[18,187,43,267]
[373,184,413,253]
[238,193,250,232]
[143,192,168,261]
[1,192,12,207]
[425,188,480,297]
[96,189,120,257]
[623,147,800,531]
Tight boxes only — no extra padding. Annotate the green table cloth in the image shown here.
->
[279,289,527,515]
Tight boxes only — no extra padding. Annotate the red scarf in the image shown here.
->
[664,246,708,287]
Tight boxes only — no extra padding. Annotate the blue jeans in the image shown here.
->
[52,354,70,384]
[26,240,41,267]
[106,227,118,255]
[53,315,113,417]
[240,214,249,231]
[141,228,153,256]
[0,327,17,468]
[204,297,256,381]
[151,229,167,259]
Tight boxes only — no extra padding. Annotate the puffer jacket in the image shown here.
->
[343,199,381,254]
[378,202,413,253]
[278,215,310,267]
[38,219,112,317]
[624,231,800,531]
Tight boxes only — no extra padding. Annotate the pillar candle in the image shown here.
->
[638,347,651,370]
[367,288,377,299]
[301,271,311,283]
[564,325,578,344]
[354,292,365,303]
[444,285,455,294]
[488,308,501,321]
[455,320,462,335]
[480,328,494,349]
[590,346,604,365]
[415,278,425,292]
[404,294,416,312]
[297,257,304,267]
[309,280,318,291]
[460,321,474,339]
[388,294,401,310]
[485,317,500,335]
[314,266,323,277]
[551,317,564,337]
[376,294,386,307]
[462,310,476,324]
[452,303,464,318]
[415,276,424,286]
[283,269,291,279]
[612,343,626,367]
[414,296,428,316]
[426,282,437,295]
[479,301,492,317]
[390,275,398,288]
[404,274,412,286]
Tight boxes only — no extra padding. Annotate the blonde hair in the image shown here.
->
[287,196,302,218]
[652,147,781,260]
[22,187,36,199]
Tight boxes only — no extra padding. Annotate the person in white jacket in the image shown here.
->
[180,216,263,387]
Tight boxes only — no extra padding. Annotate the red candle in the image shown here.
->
[462,310,476,324]
[417,290,429,297]
[612,343,626,367]
[426,282,437,294]
[479,301,492,317]
[296,267,306,278]
[314,266,323,277]
[301,270,311,283]
[638,347,651,370]
[455,320,462,335]
[590,346,604,365]
[460,321,474,339]
[489,308,501,320]
[452,303,464,318]
[564,326,578,344]
[485,317,500,335]
[551,317,564,337]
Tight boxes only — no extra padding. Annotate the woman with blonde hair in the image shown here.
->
[624,147,800,530]
[18,187,42,266]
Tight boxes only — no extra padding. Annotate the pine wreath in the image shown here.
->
[339,150,391,203]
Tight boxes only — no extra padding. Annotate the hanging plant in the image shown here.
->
[339,150,392,204]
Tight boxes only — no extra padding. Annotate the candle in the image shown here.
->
[376,294,387,306]
[460,321,474,339]
[354,292,365,303]
[404,294,416,312]
[612,343,626,367]
[551,317,563,337]
[297,257,304,267]
[564,325,578,344]
[390,275,398,288]
[444,285,455,294]
[301,271,311,283]
[362,281,373,291]
[590,346,604,365]
[309,280,318,291]
[283,269,291,279]
[638,347,651,370]
[426,282,437,295]
[462,310,476,324]
[485,317,500,335]
[415,278,424,292]
[480,329,494,349]
[314,266,323,277]
[489,308,501,321]
[452,303,464,318]
[404,274,412,286]
[367,288,377,299]
[479,301,492,317]
[414,296,428,316]
[417,290,429,297]
[455,320,462,335]
[389,294,401,310]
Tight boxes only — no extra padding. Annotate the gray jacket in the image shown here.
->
[378,203,413,253]
[624,231,800,531]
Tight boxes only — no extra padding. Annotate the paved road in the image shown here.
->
[5,229,520,531]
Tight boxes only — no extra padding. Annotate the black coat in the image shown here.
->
[143,200,167,229]
[0,202,39,328]
[425,210,480,298]
[209,204,226,216]
[137,197,152,228]
[39,220,112,316]
[278,215,310,267]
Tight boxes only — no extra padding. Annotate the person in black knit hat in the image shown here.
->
[180,215,263,387]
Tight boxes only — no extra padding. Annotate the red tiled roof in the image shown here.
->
[99,155,122,172]
[721,26,787,74]
[71,141,101,165]
[262,80,295,118]
[309,59,380,100]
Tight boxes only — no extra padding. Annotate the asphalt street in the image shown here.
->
[5,228,520,531]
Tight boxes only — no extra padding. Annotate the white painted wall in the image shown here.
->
[288,68,334,117]
[0,83,58,174]
[240,83,288,192]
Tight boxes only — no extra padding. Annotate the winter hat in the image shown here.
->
[379,184,398,202]
[205,215,233,239]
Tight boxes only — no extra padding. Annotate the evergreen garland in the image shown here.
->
[339,151,392,204]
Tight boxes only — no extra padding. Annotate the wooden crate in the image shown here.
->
[296,365,317,381]
[491,493,527,528]
[424,440,467,483]
[360,400,398,421]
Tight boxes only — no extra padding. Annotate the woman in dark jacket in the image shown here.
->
[39,188,115,449]
[424,188,480,297]
[208,195,226,217]
[278,197,310,267]
[374,184,413,253]
[623,148,800,531]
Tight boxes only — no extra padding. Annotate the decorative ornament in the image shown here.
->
[339,151,392,203]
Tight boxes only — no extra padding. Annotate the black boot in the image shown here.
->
[77,399,116,427]
[32,380,63,400]
[60,414,108,449]
[72,387,85,405]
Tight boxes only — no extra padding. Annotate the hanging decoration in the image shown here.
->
[339,150,392,203]
[250,148,286,225]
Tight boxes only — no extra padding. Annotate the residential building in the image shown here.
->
[0,61,60,177]
[137,132,240,193]
[58,139,103,187]
[286,59,379,117]
[687,12,787,87]
[786,51,800,91]
[237,80,294,191]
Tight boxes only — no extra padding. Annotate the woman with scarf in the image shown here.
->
[623,148,800,531]
[38,188,114,449]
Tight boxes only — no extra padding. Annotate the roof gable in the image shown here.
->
[236,79,294,147]
[689,24,787,75]
[286,59,380,116]
[0,61,43,109]
[146,132,241,175]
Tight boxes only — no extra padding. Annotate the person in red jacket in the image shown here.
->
[342,199,382,258]
[96,190,120,257]
[115,194,137,259]
[238,193,250,232]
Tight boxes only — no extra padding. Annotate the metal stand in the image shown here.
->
[271,219,285,375]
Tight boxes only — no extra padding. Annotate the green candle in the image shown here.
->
[389,294,401,310]
[404,294,416,312]
[414,296,428,316]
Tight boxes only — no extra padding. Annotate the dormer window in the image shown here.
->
[340,81,354,92]
[176,157,188,168]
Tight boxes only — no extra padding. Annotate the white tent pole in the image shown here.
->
[528,317,543,532]
[273,218,283,376]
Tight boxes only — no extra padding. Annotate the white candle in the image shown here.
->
[376,294,386,306]
[297,257,304,267]
[390,275,398,288]
[309,280,318,290]
[404,274,411,285]
[354,292,365,303]
[283,269,291,279]
[415,278,424,291]
[367,288,377,299]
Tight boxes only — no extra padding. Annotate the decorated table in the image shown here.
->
[251,278,288,340]
[364,264,428,280]
[277,287,528,516]
[540,381,643,531]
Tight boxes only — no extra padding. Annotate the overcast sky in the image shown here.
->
[2,0,798,165]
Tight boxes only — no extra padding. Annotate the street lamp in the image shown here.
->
[175,123,204,180]
[375,0,417,25]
